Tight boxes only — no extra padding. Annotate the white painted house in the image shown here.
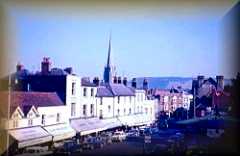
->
[0,91,75,150]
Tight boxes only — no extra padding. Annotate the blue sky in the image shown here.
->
[7,5,230,79]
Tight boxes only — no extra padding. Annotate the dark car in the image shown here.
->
[54,140,83,155]
[82,137,105,150]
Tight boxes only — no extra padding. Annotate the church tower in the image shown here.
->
[103,34,112,83]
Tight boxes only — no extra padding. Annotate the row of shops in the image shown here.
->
[8,114,153,150]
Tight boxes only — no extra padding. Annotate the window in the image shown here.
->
[83,105,87,116]
[117,109,120,116]
[83,88,87,97]
[137,106,139,113]
[129,96,132,103]
[42,115,46,125]
[91,88,94,97]
[28,119,33,126]
[118,96,120,104]
[145,108,148,114]
[13,113,18,119]
[150,108,152,114]
[124,108,126,115]
[129,108,132,115]
[141,106,143,113]
[100,98,103,105]
[108,105,111,113]
[71,103,76,116]
[13,120,18,128]
[99,110,103,119]
[72,82,76,95]
[28,112,33,118]
[56,113,60,122]
[90,104,94,116]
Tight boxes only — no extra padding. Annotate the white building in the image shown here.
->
[0,91,75,151]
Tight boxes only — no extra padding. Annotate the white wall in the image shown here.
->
[1,107,41,130]
[95,88,156,124]
[66,75,81,119]
[80,86,98,117]
[38,105,68,126]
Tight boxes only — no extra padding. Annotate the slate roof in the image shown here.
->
[81,78,97,87]
[96,83,135,97]
[50,68,68,75]
[0,91,64,117]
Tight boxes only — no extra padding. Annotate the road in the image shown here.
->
[72,141,145,156]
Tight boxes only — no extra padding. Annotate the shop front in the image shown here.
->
[70,117,106,136]
[43,123,76,142]
[8,126,52,149]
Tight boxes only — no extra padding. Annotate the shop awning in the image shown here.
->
[9,126,52,148]
[70,117,106,136]
[101,118,122,129]
[43,123,76,142]
[117,115,138,127]
[117,114,153,127]
[135,114,153,125]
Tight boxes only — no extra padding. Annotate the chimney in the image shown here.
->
[132,78,137,88]
[41,57,51,75]
[117,76,122,84]
[197,75,204,87]
[16,62,23,72]
[64,67,73,74]
[113,76,117,84]
[216,75,224,90]
[93,77,100,86]
[123,77,127,86]
[143,78,148,90]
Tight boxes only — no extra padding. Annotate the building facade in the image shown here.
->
[153,89,193,116]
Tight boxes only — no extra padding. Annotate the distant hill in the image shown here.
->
[135,77,232,90]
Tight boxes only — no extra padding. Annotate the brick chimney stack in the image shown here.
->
[216,75,224,90]
[123,77,127,86]
[41,57,51,75]
[93,77,100,86]
[117,76,122,84]
[113,76,117,84]
[132,78,137,88]
[16,62,23,72]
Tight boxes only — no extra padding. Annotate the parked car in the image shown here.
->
[112,131,126,142]
[82,137,104,150]
[100,132,113,144]
[54,140,83,155]
[126,129,140,137]
[151,127,160,134]
[23,146,50,155]
[144,128,153,135]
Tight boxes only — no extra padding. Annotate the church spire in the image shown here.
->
[103,33,113,83]
[107,33,111,67]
